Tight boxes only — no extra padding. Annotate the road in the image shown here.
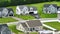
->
[7,17,59,26]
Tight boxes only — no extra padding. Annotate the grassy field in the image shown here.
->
[7,1,60,20]
[0,17,17,23]
[9,25,38,34]
[44,21,60,30]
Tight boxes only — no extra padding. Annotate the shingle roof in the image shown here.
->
[7,8,13,13]
[18,6,37,11]
[44,4,57,7]
[19,5,28,11]
[0,8,3,11]
[0,24,8,32]
[26,20,42,27]
[21,23,28,28]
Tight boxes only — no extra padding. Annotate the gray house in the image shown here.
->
[16,20,43,32]
[43,4,57,14]
[0,24,12,34]
[0,8,14,18]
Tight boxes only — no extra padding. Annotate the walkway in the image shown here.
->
[43,24,57,31]
[11,17,24,21]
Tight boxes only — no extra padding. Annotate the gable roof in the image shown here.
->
[0,24,8,32]
[7,8,13,13]
[19,5,28,11]
[18,5,37,11]
[18,20,42,28]
[26,20,42,27]
[21,23,28,28]
[30,6,37,11]
[44,4,57,8]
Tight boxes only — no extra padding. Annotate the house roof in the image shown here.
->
[26,20,42,27]
[7,8,13,13]
[19,5,28,11]
[0,24,8,32]
[44,4,57,8]
[21,23,28,28]
[30,6,37,11]
[18,6,37,11]
[0,8,3,11]
[18,20,42,28]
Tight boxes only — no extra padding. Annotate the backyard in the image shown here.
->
[44,21,60,30]
[0,17,17,23]
[7,1,59,20]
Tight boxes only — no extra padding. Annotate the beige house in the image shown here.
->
[16,20,43,32]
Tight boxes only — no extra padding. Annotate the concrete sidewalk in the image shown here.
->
[43,24,57,31]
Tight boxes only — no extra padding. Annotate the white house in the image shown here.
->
[16,20,43,32]
[16,5,38,15]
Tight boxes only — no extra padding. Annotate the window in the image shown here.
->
[30,28,33,31]
[29,28,35,31]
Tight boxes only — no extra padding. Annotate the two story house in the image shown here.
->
[43,4,57,14]
[16,5,38,15]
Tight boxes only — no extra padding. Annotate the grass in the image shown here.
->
[15,14,35,20]
[44,21,60,30]
[0,17,17,23]
[7,1,59,20]
[9,25,24,34]
[8,25,38,34]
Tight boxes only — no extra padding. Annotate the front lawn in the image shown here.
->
[15,14,35,20]
[0,17,17,23]
[9,25,23,34]
[44,22,60,30]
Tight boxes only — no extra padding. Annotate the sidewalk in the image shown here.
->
[43,24,57,31]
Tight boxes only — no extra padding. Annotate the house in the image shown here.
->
[0,24,12,34]
[16,5,38,15]
[43,4,57,14]
[16,20,43,32]
[0,8,14,18]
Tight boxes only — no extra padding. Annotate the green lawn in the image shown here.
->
[9,25,38,34]
[9,25,24,34]
[0,17,17,23]
[44,21,60,30]
[7,1,60,20]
